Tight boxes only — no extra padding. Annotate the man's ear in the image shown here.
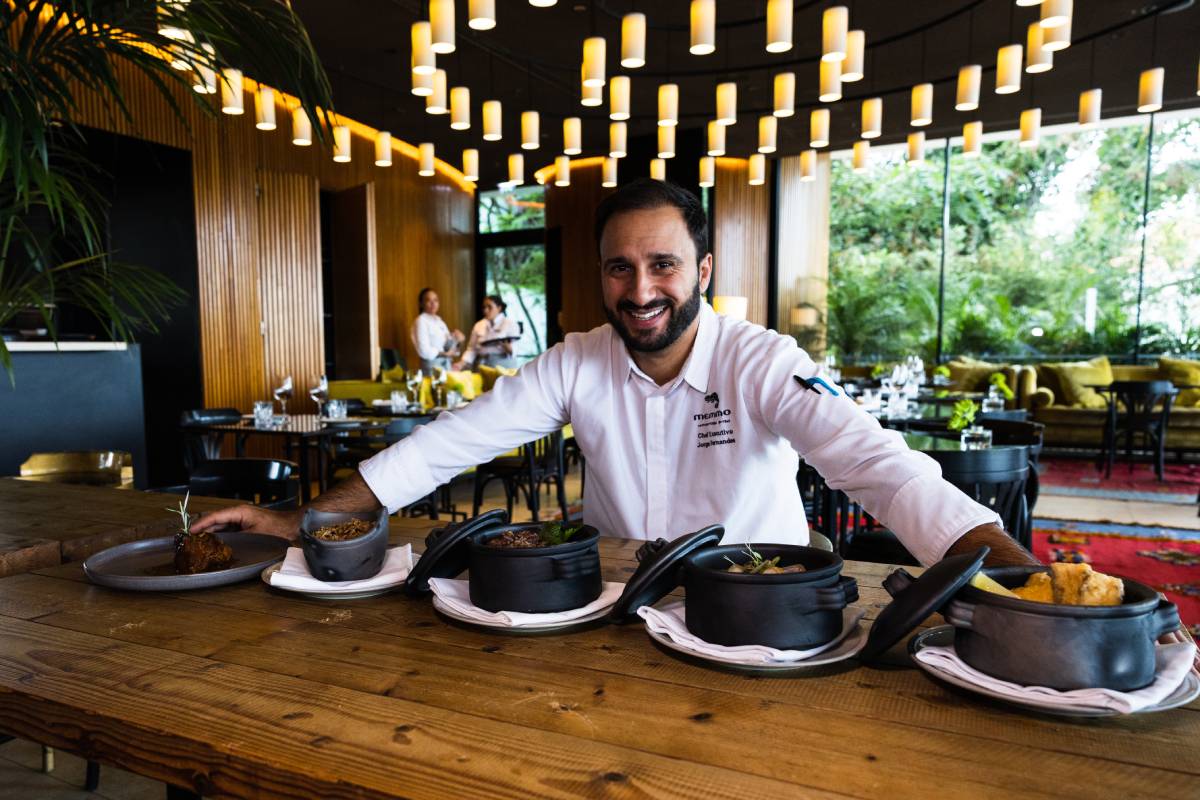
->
[698,252,714,293]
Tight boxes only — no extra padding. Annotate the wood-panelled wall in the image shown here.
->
[712,158,770,327]
[775,152,833,357]
[71,62,474,411]
[544,160,614,335]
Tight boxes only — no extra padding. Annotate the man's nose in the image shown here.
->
[629,265,658,306]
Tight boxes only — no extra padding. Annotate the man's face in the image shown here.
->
[599,205,713,353]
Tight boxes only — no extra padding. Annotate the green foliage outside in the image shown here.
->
[478,186,547,358]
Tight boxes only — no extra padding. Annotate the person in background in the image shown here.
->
[455,294,520,370]
[410,287,463,375]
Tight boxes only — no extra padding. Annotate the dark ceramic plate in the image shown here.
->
[84,532,287,591]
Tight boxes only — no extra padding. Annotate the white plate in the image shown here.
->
[260,559,413,600]
[910,626,1200,717]
[431,595,614,633]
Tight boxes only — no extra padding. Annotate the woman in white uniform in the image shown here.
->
[456,295,520,370]
[410,288,463,375]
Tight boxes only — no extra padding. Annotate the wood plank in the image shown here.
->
[713,157,771,327]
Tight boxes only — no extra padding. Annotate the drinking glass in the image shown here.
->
[446,389,462,409]
[253,400,274,429]
[405,371,422,407]
[390,390,405,412]
[324,399,348,420]
[308,374,329,410]
[982,386,1006,413]
[273,375,294,420]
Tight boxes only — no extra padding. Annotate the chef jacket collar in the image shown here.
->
[614,300,716,394]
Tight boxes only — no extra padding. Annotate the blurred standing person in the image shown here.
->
[456,295,520,370]
[411,287,464,375]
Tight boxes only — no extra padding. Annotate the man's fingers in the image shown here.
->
[189,506,256,533]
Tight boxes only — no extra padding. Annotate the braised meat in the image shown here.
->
[174,531,233,574]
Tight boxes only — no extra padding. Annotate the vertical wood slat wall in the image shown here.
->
[544,162,614,335]
[71,61,474,411]
[712,159,770,327]
[775,153,833,356]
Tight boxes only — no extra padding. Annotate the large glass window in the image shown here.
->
[478,185,545,233]
[477,185,547,363]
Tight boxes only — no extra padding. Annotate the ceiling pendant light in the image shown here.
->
[819,60,842,103]
[291,107,312,146]
[707,120,726,156]
[699,156,715,188]
[255,86,276,130]
[716,82,737,125]
[426,69,448,113]
[996,44,1023,94]
[375,132,393,167]
[468,0,496,30]
[1078,88,1101,127]
[412,69,434,96]
[1040,0,1072,30]
[411,21,435,75]
[1026,23,1052,73]
[450,86,470,130]
[521,111,540,149]
[910,83,932,126]
[508,153,524,185]
[482,100,502,140]
[581,68,603,106]
[609,122,627,158]
[658,84,679,126]
[333,124,352,162]
[799,149,816,181]
[861,97,882,138]
[650,158,666,181]
[602,156,619,187]
[169,31,193,70]
[219,68,243,114]
[192,43,217,94]
[1042,16,1071,52]
[658,125,676,158]
[822,6,848,62]
[810,108,830,148]
[842,30,865,81]
[1015,0,1042,6]
[852,140,870,173]
[907,131,925,165]
[766,0,793,53]
[962,121,982,157]
[462,148,479,181]
[157,1,189,41]
[691,0,715,55]
[610,75,631,120]
[563,117,582,155]
[430,0,455,54]
[758,116,777,153]
[1138,67,1164,113]
[1019,107,1041,147]
[583,36,606,87]
[419,142,436,176]
[555,155,571,187]
[748,153,766,186]
[773,72,795,117]
[622,13,646,68]
[956,64,981,110]
[529,0,557,7]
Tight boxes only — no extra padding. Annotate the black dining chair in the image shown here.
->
[158,458,300,509]
[1098,380,1176,481]
[179,407,242,472]
[472,431,570,523]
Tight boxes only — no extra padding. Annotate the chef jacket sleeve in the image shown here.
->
[747,333,1003,566]
[359,340,573,513]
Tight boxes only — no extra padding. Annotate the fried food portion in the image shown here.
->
[1078,570,1124,606]
[1012,564,1124,606]
[1050,563,1090,604]
[174,531,233,574]
[1011,572,1053,603]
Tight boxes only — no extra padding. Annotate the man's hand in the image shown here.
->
[945,522,1041,567]
[190,505,302,541]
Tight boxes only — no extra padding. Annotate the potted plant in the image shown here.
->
[948,399,991,450]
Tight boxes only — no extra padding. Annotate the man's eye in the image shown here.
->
[656,261,675,270]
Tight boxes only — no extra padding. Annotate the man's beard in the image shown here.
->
[604,281,703,353]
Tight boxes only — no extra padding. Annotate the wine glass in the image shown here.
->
[405,370,422,409]
[272,375,293,420]
[308,374,328,412]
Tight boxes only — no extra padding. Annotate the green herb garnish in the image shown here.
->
[167,491,194,543]
[539,520,582,546]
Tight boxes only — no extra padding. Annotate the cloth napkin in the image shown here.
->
[269,545,414,593]
[913,641,1197,714]
[637,602,867,666]
[429,578,623,627]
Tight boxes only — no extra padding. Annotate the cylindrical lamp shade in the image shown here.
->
[1026,23,1053,73]
[462,148,479,180]
[1042,17,1071,51]
[1138,68,1164,113]
[450,86,470,130]
[255,86,276,130]
[907,131,925,165]
[822,5,848,62]
[800,149,816,181]
[699,156,715,187]
[602,156,618,187]
[521,110,539,149]
[609,122,627,157]
[852,140,870,173]
[193,51,217,94]
[508,153,524,185]
[418,142,435,176]
[996,45,1023,94]
[220,68,244,114]
[427,69,448,113]
[842,30,865,81]
[430,0,455,53]
[758,115,777,153]
[810,108,830,148]
[582,36,606,87]
[766,0,793,53]
[1019,107,1041,147]
[555,155,571,187]
[1016,0,1041,5]
[707,120,726,156]
[910,83,933,126]
[411,21,435,75]
[412,69,434,96]
[622,12,646,68]
[748,153,766,186]
[650,158,666,181]
[610,75,631,120]
[332,125,351,162]
[819,60,842,102]
[774,72,796,117]
[1040,0,1072,29]
[861,97,882,139]
[375,131,393,167]
[529,0,557,6]
[1079,88,1101,127]
[482,100,502,140]
[691,0,715,55]
[716,82,737,125]
[713,296,749,319]
[962,121,982,157]
[581,72,603,106]
[291,108,312,146]
[157,2,187,40]
[956,65,981,110]
[658,83,679,126]
[169,36,193,71]
[563,117,582,155]
[657,125,675,158]
[468,0,496,30]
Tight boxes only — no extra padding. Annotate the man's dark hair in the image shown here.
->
[594,178,709,263]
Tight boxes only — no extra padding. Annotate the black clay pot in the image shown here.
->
[945,566,1181,691]
[468,525,602,613]
[299,508,389,582]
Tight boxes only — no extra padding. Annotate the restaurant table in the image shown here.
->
[182,414,388,502]
[0,495,1196,799]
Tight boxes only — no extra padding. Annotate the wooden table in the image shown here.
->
[0,508,1196,798]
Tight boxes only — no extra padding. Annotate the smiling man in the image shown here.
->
[193,179,1035,568]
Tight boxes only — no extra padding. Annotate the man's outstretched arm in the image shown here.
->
[189,471,381,540]
[945,522,1041,567]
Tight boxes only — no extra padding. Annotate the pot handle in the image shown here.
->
[786,576,859,612]
[1150,597,1181,640]
[551,550,600,579]
[943,599,975,630]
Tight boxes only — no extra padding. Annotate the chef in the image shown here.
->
[194,179,1036,569]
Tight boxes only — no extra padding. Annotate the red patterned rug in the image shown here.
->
[1038,457,1200,503]
[1032,523,1200,636]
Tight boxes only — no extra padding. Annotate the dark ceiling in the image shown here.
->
[293,0,1200,186]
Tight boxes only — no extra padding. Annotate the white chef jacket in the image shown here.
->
[461,314,521,365]
[410,312,452,361]
[362,302,1001,565]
